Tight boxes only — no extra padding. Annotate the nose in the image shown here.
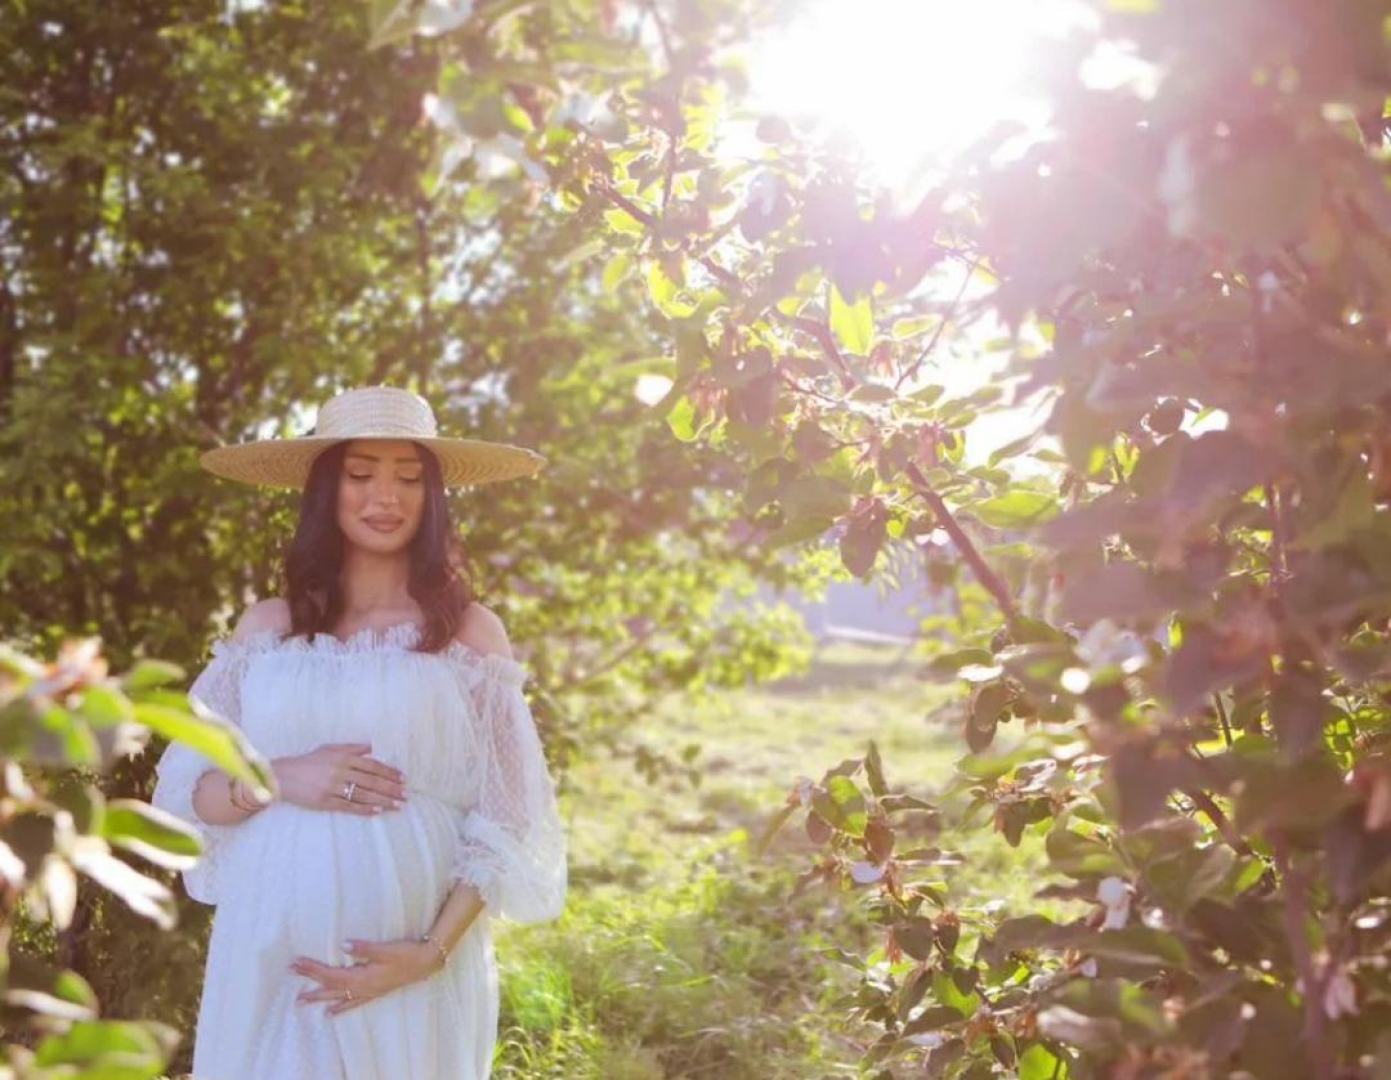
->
[368,477,402,502]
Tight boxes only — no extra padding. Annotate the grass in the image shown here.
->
[491,640,1052,1078]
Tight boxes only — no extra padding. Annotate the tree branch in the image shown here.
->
[905,462,1016,618]
[1272,832,1333,1080]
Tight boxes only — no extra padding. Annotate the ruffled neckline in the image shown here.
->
[209,620,529,686]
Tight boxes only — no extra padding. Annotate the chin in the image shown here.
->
[345,526,415,552]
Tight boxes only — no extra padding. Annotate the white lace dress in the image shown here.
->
[148,622,567,1080]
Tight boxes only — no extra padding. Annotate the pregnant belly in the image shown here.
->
[222,795,464,965]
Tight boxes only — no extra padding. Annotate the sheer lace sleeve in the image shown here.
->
[450,654,567,924]
[148,637,253,907]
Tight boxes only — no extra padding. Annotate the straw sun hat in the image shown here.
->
[199,385,546,489]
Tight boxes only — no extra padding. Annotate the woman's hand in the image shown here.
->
[291,938,442,1015]
[271,743,408,816]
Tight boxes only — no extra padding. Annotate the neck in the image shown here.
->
[338,545,415,619]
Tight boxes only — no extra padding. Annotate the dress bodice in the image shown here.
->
[149,620,567,926]
[222,623,529,811]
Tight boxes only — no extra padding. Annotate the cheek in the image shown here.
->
[337,481,367,514]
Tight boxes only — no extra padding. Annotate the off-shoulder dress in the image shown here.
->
[148,621,567,1080]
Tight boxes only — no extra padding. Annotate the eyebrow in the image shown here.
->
[346,453,421,465]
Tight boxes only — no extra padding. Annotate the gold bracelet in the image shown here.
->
[420,931,449,970]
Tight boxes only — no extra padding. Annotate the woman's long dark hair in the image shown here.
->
[279,440,475,654]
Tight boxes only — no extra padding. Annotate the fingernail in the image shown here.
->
[372,806,383,814]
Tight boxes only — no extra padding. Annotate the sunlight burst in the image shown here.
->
[746,0,1090,196]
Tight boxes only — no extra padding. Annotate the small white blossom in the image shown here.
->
[1097,875,1132,930]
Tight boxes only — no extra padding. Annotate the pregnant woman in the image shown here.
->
[149,384,567,1079]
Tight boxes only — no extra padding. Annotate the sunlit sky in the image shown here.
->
[743,0,1097,201]
[713,0,1153,468]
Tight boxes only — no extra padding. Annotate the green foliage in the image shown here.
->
[0,0,811,1070]
[0,638,261,1076]
[391,0,1391,1074]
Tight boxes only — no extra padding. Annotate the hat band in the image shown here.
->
[316,420,437,439]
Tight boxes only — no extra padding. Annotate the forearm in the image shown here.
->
[190,766,270,826]
[414,880,487,973]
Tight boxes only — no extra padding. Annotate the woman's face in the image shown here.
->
[335,439,426,553]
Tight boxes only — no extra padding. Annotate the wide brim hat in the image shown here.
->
[199,385,546,489]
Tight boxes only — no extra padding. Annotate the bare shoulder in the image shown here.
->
[230,597,291,641]
[454,601,514,660]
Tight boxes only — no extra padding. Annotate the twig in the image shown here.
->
[791,314,856,390]
[1180,781,1252,856]
[1272,832,1333,1080]
[894,257,978,391]
[564,626,662,690]
[905,462,1016,618]
[1213,692,1234,747]
[779,370,844,407]
[1266,484,1290,590]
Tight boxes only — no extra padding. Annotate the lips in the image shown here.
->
[365,517,404,530]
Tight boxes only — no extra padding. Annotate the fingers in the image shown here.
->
[350,755,407,788]
[291,955,375,1013]
[344,763,408,807]
[335,773,403,813]
[307,745,407,814]
[334,789,386,815]
[297,985,344,1003]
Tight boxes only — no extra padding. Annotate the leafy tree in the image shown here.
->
[0,0,810,1069]
[399,0,1391,1075]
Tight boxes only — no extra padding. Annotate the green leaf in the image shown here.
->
[601,252,632,292]
[132,702,267,786]
[828,283,873,355]
[839,504,888,577]
[1291,468,1375,550]
[826,774,867,836]
[1017,1043,1068,1080]
[972,490,1058,529]
[75,685,133,728]
[100,798,203,867]
[987,432,1040,466]
[864,740,888,798]
[604,207,647,236]
[121,659,185,692]
[891,315,940,340]
[646,260,697,318]
[780,475,853,521]
[666,395,697,442]
[1045,828,1126,878]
